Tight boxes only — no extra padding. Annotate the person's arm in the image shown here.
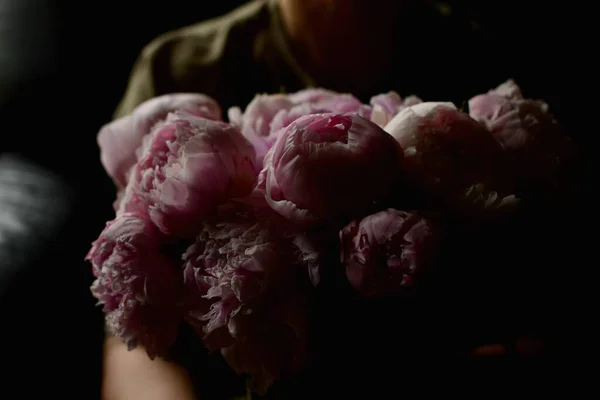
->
[112,45,159,120]
[102,335,198,400]
[113,29,185,119]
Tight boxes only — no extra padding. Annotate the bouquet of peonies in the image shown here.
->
[88,81,576,393]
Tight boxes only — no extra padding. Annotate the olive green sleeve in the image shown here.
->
[112,0,278,120]
[112,44,159,120]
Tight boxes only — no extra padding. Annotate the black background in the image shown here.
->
[0,1,593,398]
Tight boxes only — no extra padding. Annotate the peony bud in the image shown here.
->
[260,113,402,224]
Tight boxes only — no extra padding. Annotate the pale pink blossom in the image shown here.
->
[287,88,337,104]
[229,94,292,138]
[369,92,422,127]
[469,80,577,194]
[270,103,332,135]
[288,87,365,114]
[98,93,221,187]
[384,102,516,214]
[87,213,181,357]
[270,101,372,136]
[490,79,523,100]
[260,113,402,224]
[122,112,256,237]
[267,96,372,168]
[229,90,371,170]
[227,94,293,169]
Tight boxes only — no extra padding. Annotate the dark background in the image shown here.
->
[0,1,248,397]
[0,1,592,398]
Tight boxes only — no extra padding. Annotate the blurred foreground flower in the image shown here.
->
[98,93,221,187]
[87,213,181,358]
[121,112,256,237]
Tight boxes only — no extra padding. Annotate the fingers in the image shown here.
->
[471,343,506,357]
[102,335,198,400]
[470,337,546,357]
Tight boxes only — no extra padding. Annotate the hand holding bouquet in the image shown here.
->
[89,81,576,394]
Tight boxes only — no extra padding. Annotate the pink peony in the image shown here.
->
[307,92,364,114]
[229,90,370,170]
[227,94,293,169]
[291,233,322,286]
[183,220,308,393]
[469,81,576,194]
[87,213,181,358]
[489,79,523,100]
[268,95,372,159]
[370,92,423,128]
[114,186,146,217]
[270,103,333,135]
[384,102,517,214]
[122,112,257,237]
[228,94,292,138]
[287,88,339,104]
[288,87,365,115]
[98,93,221,187]
[259,113,402,225]
[340,209,439,297]
[270,98,372,136]
[288,88,359,107]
